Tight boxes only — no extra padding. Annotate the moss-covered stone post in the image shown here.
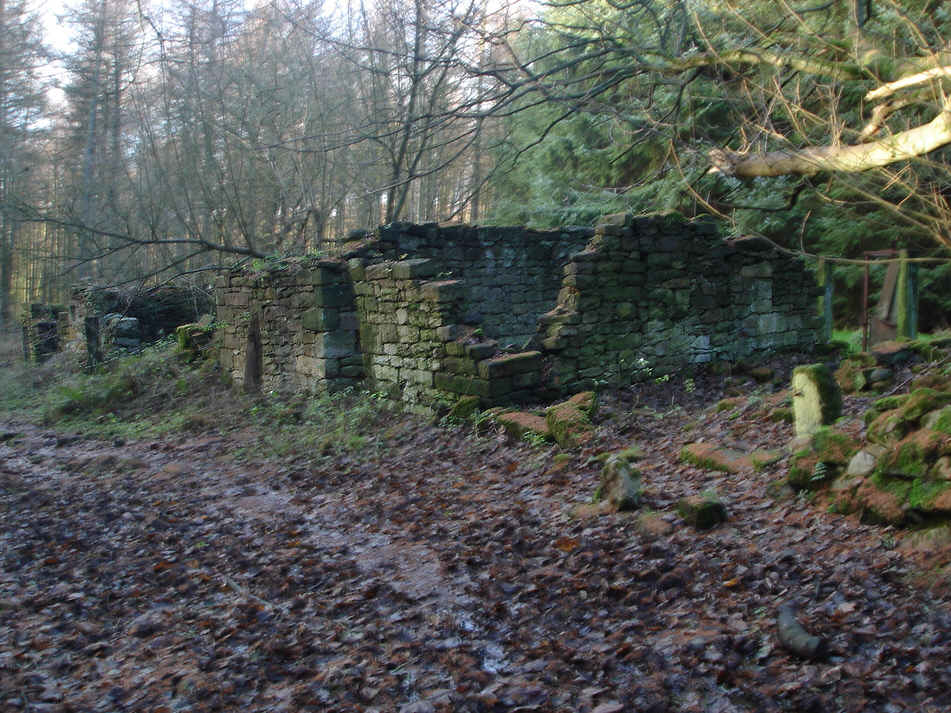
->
[792,363,842,437]
[816,258,833,342]
[896,249,918,340]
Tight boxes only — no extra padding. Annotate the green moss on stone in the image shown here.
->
[546,395,595,449]
[870,471,912,500]
[867,389,951,444]
[810,427,859,465]
[908,478,951,511]
[615,445,644,463]
[448,395,481,421]
[677,493,727,529]
[716,397,743,413]
[786,428,857,490]
[872,394,911,413]
[877,429,951,479]
[900,388,951,422]
[787,453,821,490]
[925,406,951,435]
[769,407,794,423]
[495,411,552,442]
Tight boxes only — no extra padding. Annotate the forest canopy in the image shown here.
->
[3,0,951,326]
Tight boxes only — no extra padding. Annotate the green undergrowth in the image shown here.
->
[238,386,401,461]
[0,339,401,461]
[0,338,233,440]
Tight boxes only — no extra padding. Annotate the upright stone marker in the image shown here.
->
[896,249,919,340]
[792,364,842,436]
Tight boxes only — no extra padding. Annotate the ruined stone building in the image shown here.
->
[214,213,821,413]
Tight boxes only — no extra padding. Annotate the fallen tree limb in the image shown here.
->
[709,97,951,177]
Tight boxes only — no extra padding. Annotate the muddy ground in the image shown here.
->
[1,368,950,712]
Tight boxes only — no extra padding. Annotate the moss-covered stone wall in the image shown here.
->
[349,256,545,413]
[65,286,215,363]
[340,222,593,348]
[539,214,820,392]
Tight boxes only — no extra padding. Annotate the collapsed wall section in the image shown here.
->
[539,214,821,392]
[66,286,215,362]
[21,303,69,363]
[350,256,545,413]
[215,260,363,393]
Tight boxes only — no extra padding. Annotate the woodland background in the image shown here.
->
[3,0,951,331]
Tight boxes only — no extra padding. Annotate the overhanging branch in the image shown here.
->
[709,99,951,177]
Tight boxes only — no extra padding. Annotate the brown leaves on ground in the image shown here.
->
[1,359,950,712]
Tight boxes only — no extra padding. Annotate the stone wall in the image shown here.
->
[341,223,593,347]
[350,257,546,414]
[66,286,215,363]
[539,214,820,392]
[215,260,363,394]
[215,215,821,410]
[21,303,69,363]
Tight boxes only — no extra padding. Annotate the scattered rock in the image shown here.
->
[867,389,951,446]
[787,427,859,490]
[634,511,674,537]
[863,394,911,427]
[447,395,480,421]
[871,340,917,367]
[912,372,951,391]
[715,397,744,413]
[677,493,727,529]
[545,391,597,449]
[680,442,780,473]
[768,407,794,423]
[846,449,880,478]
[495,411,551,442]
[834,353,876,393]
[680,442,745,473]
[777,602,827,660]
[128,611,165,638]
[923,405,951,434]
[599,454,642,511]
[877,429,951,478]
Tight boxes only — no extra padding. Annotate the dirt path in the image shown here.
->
[1,406,950,712]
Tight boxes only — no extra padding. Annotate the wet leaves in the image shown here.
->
[2,373,951,712]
